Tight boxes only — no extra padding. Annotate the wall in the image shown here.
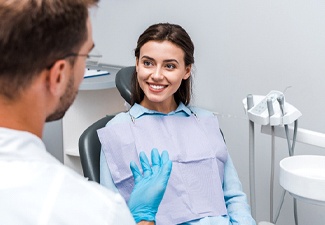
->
[43,120,63,162]
[91,1,325,224]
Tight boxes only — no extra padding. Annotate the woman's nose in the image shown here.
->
[151,68,163,80]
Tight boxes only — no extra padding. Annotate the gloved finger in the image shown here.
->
[160,151,172,184]
[161,150,170,165]
[139,151,152,178]
[160,160,173,185]
[151,148,161,174]
[130,161,142,184]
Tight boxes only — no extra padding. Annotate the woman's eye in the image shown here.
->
[166,64,175,69]
[143,61,152,66]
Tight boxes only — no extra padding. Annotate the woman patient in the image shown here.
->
[98,23,256,225]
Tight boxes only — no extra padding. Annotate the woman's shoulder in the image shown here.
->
[105,111,131,127]
[188,105,215,117]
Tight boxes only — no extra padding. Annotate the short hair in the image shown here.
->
[0,0,98,99]
[131,23,195,106]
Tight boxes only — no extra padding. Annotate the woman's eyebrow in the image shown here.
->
[141,55,154,61]
[163,59,179,64]
[141,56,179,64]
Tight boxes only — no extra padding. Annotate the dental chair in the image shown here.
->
[78,66,135,183]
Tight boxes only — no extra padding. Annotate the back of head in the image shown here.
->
[0,0,98,100]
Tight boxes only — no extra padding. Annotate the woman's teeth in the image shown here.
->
[150,84,165,90]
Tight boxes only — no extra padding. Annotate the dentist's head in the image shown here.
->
[0,0,98,136]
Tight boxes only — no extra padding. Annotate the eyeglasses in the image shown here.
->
[46,47,103,69]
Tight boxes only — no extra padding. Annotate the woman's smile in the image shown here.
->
[148,82,168,92]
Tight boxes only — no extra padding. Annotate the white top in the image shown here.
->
[0,128,135,225]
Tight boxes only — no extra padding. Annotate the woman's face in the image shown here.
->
[136,40,191,113]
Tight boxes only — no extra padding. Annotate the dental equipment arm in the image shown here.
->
[267,98,275,222]
[128,149,173,223]
[243,91,301,225]
[247,94,256,220]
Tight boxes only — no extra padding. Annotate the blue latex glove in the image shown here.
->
[128,148,172,223]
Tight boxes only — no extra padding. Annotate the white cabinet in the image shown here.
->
[62,65,126,174]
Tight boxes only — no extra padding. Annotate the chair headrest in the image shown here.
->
[115,66,135,105]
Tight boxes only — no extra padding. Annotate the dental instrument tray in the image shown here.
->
[242,90,302,125]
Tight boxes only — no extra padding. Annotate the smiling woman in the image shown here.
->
[132,23,194,108]
[136,40,191,113]
[98,23,256,225]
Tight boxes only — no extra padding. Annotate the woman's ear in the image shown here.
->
[135,58,139,73]
[183,65,192,80]
[46,59,68,96]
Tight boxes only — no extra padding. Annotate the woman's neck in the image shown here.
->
[140,98,177,114]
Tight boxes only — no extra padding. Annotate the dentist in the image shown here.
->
[0,0,172,224]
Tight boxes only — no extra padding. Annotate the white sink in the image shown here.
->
[279,155,325,206]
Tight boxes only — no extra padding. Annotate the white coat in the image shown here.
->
[0,128,135,225]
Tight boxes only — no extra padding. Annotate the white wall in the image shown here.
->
[91,1,325,224]
[43,120,63,162]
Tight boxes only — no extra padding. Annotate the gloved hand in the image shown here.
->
[128,148,172,223]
